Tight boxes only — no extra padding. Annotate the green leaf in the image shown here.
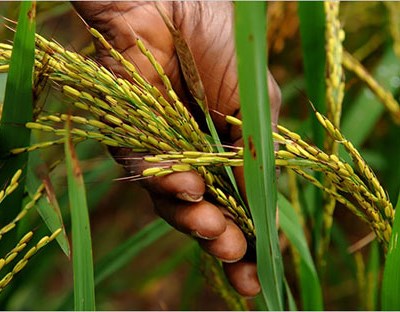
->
[94,218,171,285]
[330,223,357,276]
[142,240,196,290]
[381,191,400,310]
[298,2,326,147]
[284,279,298,311]
[341,47,400,149]
[278,193,323,310]
[180,245,204,310]
[0,1,35,236]
[366,240,379,311]
[65,123,95,311]
[59,218,172,310]
[26,150,70,257]
[235,2,284,310]
[298,1,326,257]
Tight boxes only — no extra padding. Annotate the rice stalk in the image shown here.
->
[0,169,61,292]
[200,252,248,311]
[0,170,44,239]
[286,168,303,300]
[0,183,44,239]
[320,0,345,268]
[0,26,394,247]
[0,169,22,205]
[325,1,345,133]
[0,228,61,292]
[354,251,366,309]
[343,50,400,124]
[385,2,400,58]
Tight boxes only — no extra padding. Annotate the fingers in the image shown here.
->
[153,194,258,297]
[145,170,247,260]
[224,261,261,297]
[143,171,205,203]
[73,1,184,100]
[72,2,113,23]
[153,197,226,240]
[198,218,247,262]
[153,196,247,264]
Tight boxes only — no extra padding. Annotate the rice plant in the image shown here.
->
[0,1,400,310]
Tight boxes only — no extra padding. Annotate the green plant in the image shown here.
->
[1,1,400,310]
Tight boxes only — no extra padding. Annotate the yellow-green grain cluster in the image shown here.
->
[325,1,345,134]
[0,228,61,292]
[343,50,400,124]
[0,29,256,241]
[0,25,394,246]
[0,169,61,291]
[200,251,248,311]
[321,1,346,265]
[385,2,400,58]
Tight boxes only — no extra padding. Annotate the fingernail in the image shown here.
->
[176,192,203,203]
[191,231,216,240]
[216,256,243,264]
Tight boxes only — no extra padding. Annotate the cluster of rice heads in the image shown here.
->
[0,170,61,291]
[0,27,393,247]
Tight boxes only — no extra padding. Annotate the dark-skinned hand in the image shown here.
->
[72,1,281,297]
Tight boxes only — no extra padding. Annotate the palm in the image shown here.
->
[73,1,241,141]
[73,1,281,297]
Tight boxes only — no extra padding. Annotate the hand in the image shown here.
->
[72,1,281,297]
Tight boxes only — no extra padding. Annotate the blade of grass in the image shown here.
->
[59,218,172,310]
[278,193,323,310]
[180,245,204,311]
[298,2,327,144]
[284,279,298,311]
[298,2,326,257]
[65,121,95,311]
[366,240,379,311]
[330,222,357,276]
[141,240,196,290]
[26,150,70,257]
[381,190,400,310]
[94,218,171,285]
[0,7,36,302]
[235,2,284,309]
[0,1,35,242]
[155,5,243,204]
[341,47,400,149]
[58,141,120,215]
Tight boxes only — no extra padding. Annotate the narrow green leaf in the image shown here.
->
[278,193,323,310]
[331,222,357,276]
[26,150,70,257]
[341,47,400,148]
[158,6,244,207]
[235,2,284,310]
[204,113,243,206]
[65,123,95,311]
[59,218,172,310]
[381,191,400,310]
[180,245,204,311]
[94,218,171,284]
[298,2,326,257]
[284,279,298,311]
[141,240,196,289]
[0,1,35,231]
[298,2,327,145]
[366,240,379,311]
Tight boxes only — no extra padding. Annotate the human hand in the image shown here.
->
[72,1,281,297]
